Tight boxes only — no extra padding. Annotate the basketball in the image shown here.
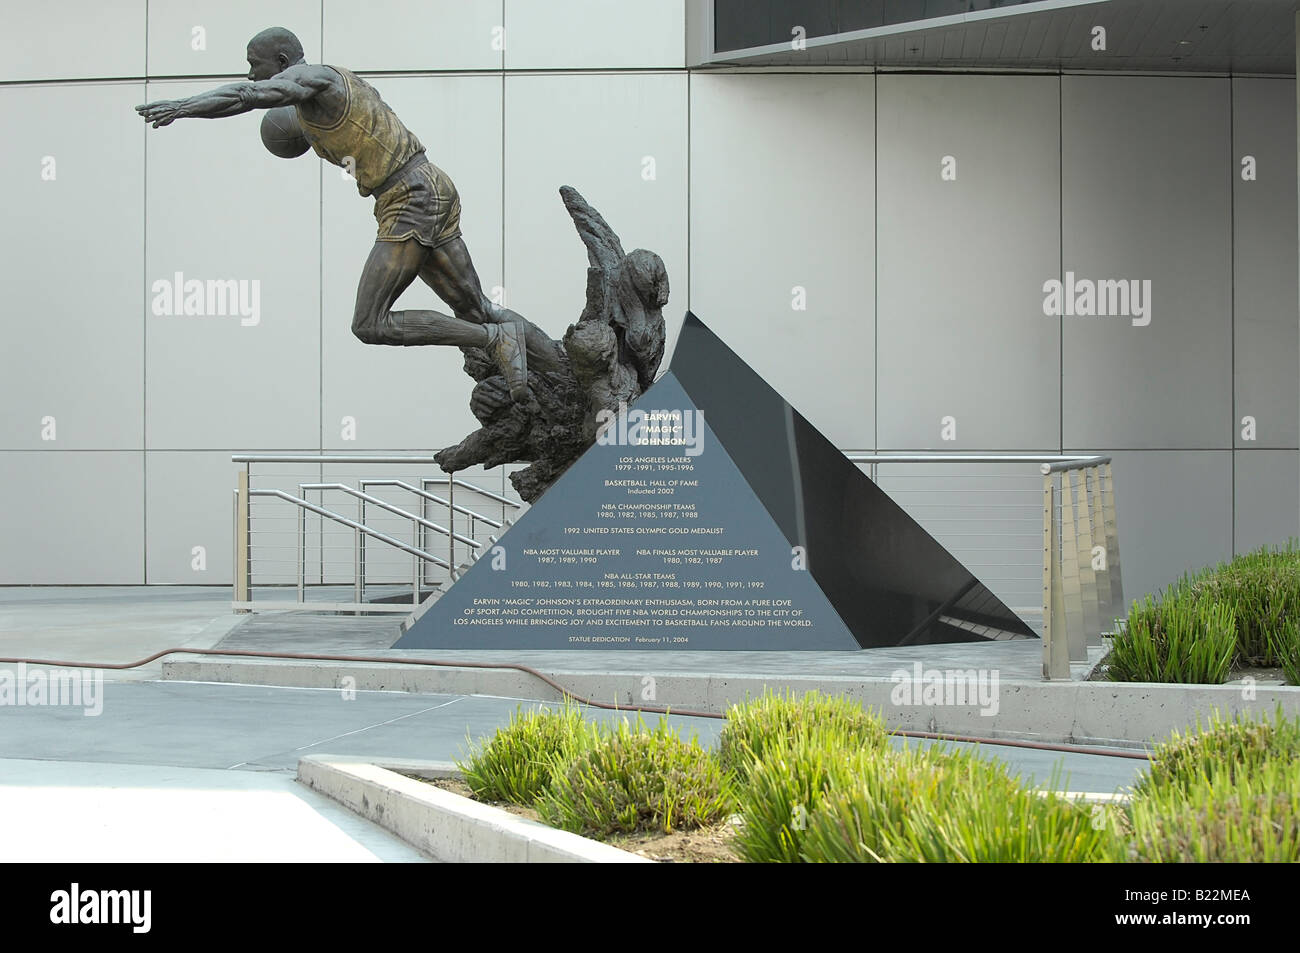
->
[260,106,310,159]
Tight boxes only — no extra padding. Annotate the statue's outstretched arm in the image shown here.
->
[135,65,335,126]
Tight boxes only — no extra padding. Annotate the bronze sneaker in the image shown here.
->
[485,320,530,402]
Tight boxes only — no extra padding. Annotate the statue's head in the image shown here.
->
[246,27,305,81]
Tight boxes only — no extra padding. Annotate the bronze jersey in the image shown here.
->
[295,66,424,196]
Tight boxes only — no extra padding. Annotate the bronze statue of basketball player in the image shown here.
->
[136,26,554,401]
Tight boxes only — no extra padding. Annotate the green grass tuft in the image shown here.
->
[537,716,734,837]
[795,745,1117,863]
[1104,543,1300,683]
[731,728,865,863]
[1107,586,1236,684]
[718,688,887,778]
[455,688,1300,864]
[1267,619,1300,686]
[1189,543,1300,667]
[456,701,597,806]
[1126,759,1300,862]
[1137,705,1300,796]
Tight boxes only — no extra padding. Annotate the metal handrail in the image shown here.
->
[359,479,505,530]
[851,452,1121,682]
[249,489,448,568]
[234,454,442,464]
[422,476,520,509]
[231,455,523,509]
[234,454,514,614]
[1041,456,1111,474]
[298,483,482,549]
[849,453,1112,485]
[846,453,1109,465]
[1041,462,1123,680]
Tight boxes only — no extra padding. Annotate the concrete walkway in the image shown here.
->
[0,758,429,863]
[0,586,1149,862]
[0,678,1144,791]
[0,585,242,678]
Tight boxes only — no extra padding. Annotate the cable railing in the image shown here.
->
[1039,458,1124,680]
[232,455,521,614]
[231,451,1121,679]
[848,454,1123,681]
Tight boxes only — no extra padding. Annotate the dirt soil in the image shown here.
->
[1228,664,1288,684]
[423,777,741,863]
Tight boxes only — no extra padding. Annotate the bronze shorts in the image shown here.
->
[373,159,462,250]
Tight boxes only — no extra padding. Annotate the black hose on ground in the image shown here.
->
[0,647,1152,761]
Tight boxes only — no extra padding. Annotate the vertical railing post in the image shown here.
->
[231,489,239,608]
[1088,467,1114,633]
[1050,505,1069,678]
[297,503,305,604]
[1100,462,1125,626]
[449,478,456,582]
[1041,467,1070,680]
[1060,470,1087,662]
[420,485,427,594]
[354,494,364,611]
[1045,468,1055,676]
[357,492,366,605]
[235,469,251,611]
[413,519,421,605]
[1073,469,1100,646]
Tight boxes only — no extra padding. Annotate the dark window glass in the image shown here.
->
[715,0,1043,52]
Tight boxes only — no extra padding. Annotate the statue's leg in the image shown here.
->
[419,238,564,374]
[352,239,540,406]
[351,238,491,348]
[415,236,495,324]
[418,237,538,400]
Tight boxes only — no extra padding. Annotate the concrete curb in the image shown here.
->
[296,755,651,863]
[167,656,1300,749]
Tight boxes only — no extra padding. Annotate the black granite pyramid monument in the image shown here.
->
[395,312,1036,650]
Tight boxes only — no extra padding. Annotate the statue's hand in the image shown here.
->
[470,379,512,420]
[135,100,187,128]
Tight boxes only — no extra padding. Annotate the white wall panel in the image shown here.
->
[144,80,321,450]
[1234,449,1300,555]
[0,452,143,584]
[877,74,1060,451]
[1233,78,1298,449]
[1105,450,1233,602]
[505,0,684,69]
[147,2,322,78]
[1061,76,1232,450]
[0,0,145,82]
[0,83,144,450]
[323,0,503,72]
